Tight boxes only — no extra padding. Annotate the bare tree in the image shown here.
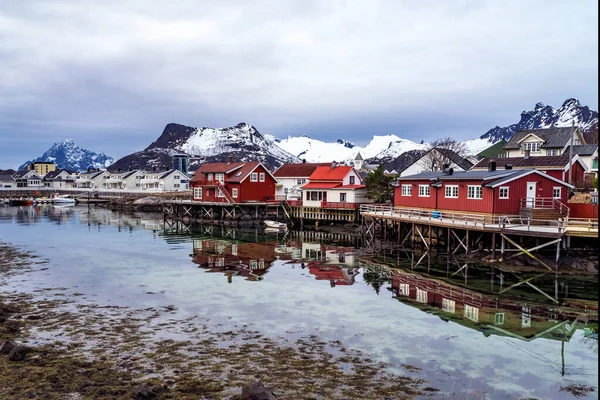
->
[419,137,468,171]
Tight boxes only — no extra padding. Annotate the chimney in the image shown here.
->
[488,161,496,172]
[505,164,512,170]
[445,167,453,175]
[302,159,306,164]
[331,161,337,169]
[227,156,233,164]
[442,163,450,171]
[524,150,530,159]
[153,166,156,172]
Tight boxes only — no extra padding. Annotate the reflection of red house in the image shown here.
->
[192,239,291,281]
[307,262,359,287]
[391,270,597,339]
[394,168,574,217]
[190,161,277,203]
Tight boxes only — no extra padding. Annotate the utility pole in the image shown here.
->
[568,121,574,185]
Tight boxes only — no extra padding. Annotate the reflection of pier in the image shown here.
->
[360,204,598,272]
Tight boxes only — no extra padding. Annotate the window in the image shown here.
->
[250,173,258,182]
[398,283,410,296]
[499,187,509,199]
[467,185,482,199]
[416,288,428,303]
[522,142,541,152]
[217,188,224,197]
[207,173,213,181]
[194,188,202,199]
[401,184,412,196]
[418,185,430,197]
[442,299,455,313]
[445,185,458,198]
[297,179,302,185]
[495,313,505,325]
[174,175,180,179]
[553,187,561,199]
[349,176,355,184]
[232,188,238,198]
[306,191,310,200]
[546,149,559,156]
[340,193,346,202]
[216,173,224,183]
[174,184,180,188]
[464,305,479,322]
[259,172,265,182]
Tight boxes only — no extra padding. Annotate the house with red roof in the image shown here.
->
[273,162,330,201]
[190,160,277,203]
[301,162,369,209]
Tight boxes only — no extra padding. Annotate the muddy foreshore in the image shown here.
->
[1,242,437,400]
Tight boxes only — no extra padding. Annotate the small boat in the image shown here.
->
[52,195,78,204]
[264,220,287,230]
[9,198,34,206]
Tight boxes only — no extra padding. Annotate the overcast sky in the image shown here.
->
[0,0,598,169]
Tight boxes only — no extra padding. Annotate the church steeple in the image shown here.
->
[354,152,364,170]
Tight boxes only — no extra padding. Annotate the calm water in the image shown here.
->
[0,204,597,399]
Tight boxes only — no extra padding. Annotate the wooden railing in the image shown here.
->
[519,197,570,216]
[321,201,358,209]
[359,204,569,231]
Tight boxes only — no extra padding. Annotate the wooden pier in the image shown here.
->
[359,204,598,271]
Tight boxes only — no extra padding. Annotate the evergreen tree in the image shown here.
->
[364,165,394,203]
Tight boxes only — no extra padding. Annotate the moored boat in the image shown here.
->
[264,220,287,230]
[9,198,34,206]
[51,194,78,204]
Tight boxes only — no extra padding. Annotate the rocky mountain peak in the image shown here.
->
[19,140,114,172]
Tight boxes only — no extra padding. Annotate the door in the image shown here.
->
[526,182,536,207]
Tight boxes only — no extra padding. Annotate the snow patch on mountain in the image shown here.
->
[481,98,598,142]
[19,139,114,172]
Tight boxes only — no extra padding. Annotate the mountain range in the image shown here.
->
[18,139,114,172]
[19,98,598,173]
[481,98,598,143]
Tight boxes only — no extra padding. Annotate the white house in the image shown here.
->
[400,148,473,177]
[13,170,43,188]
[0,174,15,188]
[43,169,76,189]
[502,127,586,158]
[563,144,598,175]
[159,169,191,191]
[301,164,369,207]
[75,170,110,189]
[273,163,328,201]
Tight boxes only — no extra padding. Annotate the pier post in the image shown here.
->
[411,223,415,247]
[447,227,450,255]
[500,235,505,261]
[465,230,469,256]
[428,226,432,247]
[555,239,561,272]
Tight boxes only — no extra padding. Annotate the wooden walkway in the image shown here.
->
[360,205,597,239]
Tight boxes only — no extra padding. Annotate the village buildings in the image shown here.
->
[273,162,329,201]
[399,148,473,177]
[500,127,586,158]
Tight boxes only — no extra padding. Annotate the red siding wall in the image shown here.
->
[569,203,599,219]
[193,186,229,203]
[437,181,494,213]
[239,165,276,202]
[393,180,437,209]
[492,174,569,215]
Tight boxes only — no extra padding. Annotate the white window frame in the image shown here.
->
[467,185,482,200]
[207,173,213,181]
[232,188,238,198]
[349,176,355,185]
[193,187,202,199]
[250,173,258,182]
[442,298,455,313]
[217,188,224,197]
[546,149,559,156]
[259,172,265,182]
[522,142,541,153]
[553,187,561,199]
[418,185,430,197]
[499,186,509,199]
[401,184,412,196]
[216,173,225,183]
[464,305,479,322]
[398,283,409,296]
[416,288,428,303]
[340,192,347,202]
[445,185,458,198]
[495,313,505,325]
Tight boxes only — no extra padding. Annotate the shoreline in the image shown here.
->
[1,242,434,399]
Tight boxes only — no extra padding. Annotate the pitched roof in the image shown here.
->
[0,174,14,181]
[196,162,246,174]
[563,144,598,156]
[504,127,579,149]
[433,148,473,170]
[302,182,341,189]
[483,169,574,189]
[308,165,353,181]
[471,154,576,169]
[273,163,330,178]
[43,169,69,180]
[354,152,363,161]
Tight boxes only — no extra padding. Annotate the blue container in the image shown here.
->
[432,211,441,219]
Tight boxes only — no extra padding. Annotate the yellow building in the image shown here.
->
[28,162,56,176]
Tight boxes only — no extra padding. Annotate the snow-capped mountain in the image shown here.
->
[19,139,114,172]
[481,98,598,143]
[109,122,299,171]
[276,134,427,164]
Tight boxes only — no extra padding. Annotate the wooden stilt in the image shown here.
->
[500,235,505,261]
[501,234,553,271]
[447,227,450,255]
[465,230,469,256]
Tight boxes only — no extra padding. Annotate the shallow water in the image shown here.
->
[0,204,597,399]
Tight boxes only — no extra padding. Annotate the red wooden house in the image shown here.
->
[394,166,574,218]
[471,155,587,188]
[190,161,277,203]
